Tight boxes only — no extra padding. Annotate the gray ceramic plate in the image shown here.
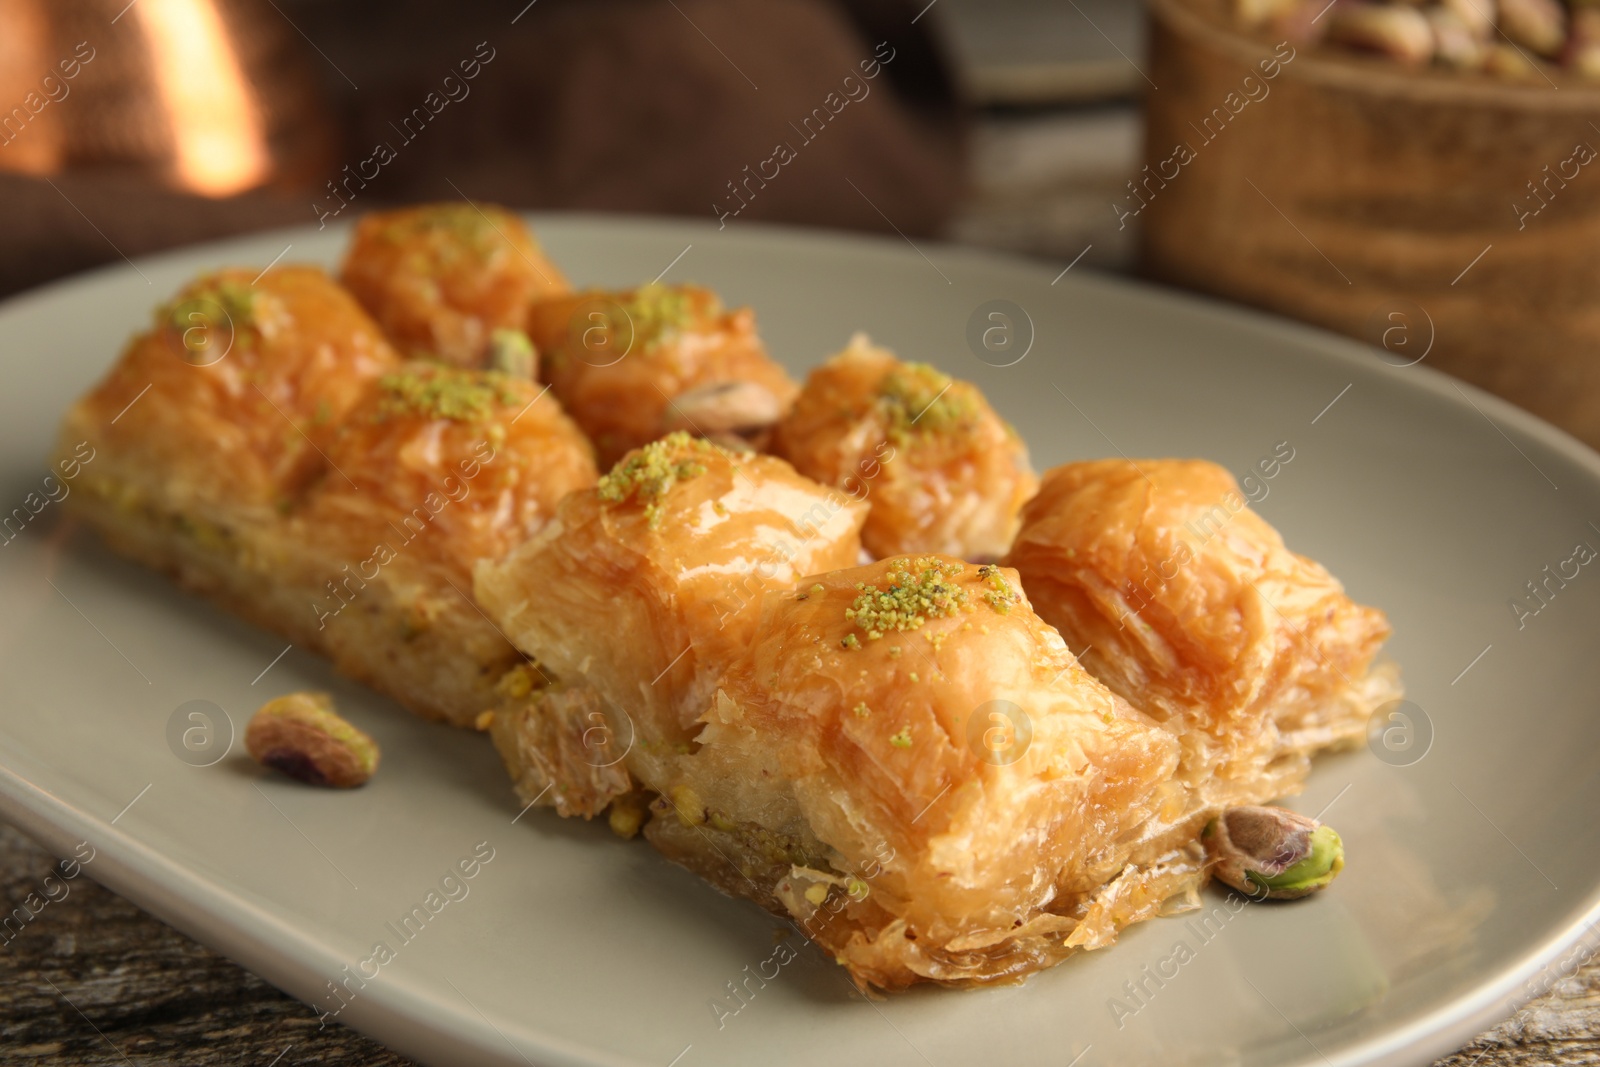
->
[1,216,1597,1067]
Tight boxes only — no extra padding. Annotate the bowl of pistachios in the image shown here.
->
[1139,0,1600,449]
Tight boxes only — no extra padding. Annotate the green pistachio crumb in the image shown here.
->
[841,634,860,650]
[602,283,713,354]
[810,584,825,595]
[488,328,536,379]
[377,366,519,422]
[977,564,1019,614]
[878,362,977,444]
[845,557,968,640]
[597,431,710,528]
[379,203,500,256]
[890,727,913,748]
[909,672,919,682]
[853,702,871,718]
[166,278,257,332]
[163,277,260,358]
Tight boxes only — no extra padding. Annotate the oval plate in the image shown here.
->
[0,216,1596,1067]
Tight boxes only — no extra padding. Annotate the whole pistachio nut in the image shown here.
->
[1430,9,1488,68]
[1442,0,1498,39]
[1568,8,1600,76]
[489,328,538,380]
[1325,4,1437,65]
[1498,0,1567,57]
[1483,40,1545,77]
[1232,0,1305,28]
[1203,805,1345,900]
[659,380,783,439]
[245,692,380,788]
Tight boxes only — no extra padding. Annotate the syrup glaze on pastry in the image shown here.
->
[477,432,867,809]
[1004,458,1400,817]
[341,202,567,367]
[773,334,1037,560]
[59,267,596,726]
[527,284,798,466]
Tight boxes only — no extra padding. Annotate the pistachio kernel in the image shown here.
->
[488,328,537,380]
[245,692,379,788]
[1203,805,1345,901]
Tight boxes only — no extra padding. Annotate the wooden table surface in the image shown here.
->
[1,814,1596,1064]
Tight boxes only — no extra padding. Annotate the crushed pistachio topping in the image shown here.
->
[909,672,919,682]
[810,583,825,595]
[890,727,913,748]
[377,366,519,422]
[597,431,711,528]
[888,646,902,658]
[489,328,536,379]
[379,203,501,254]
[163,278,260,359]
[165,278,257,332]
[845,557,968,640]
[977,564,1019,615]
[841,634,861,650]
[852,702,871,718]
[583,284,709,355]
[846,877,871,900]
[878,362,978,443]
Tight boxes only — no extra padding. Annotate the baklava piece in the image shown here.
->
[340,202,567,368]
[663,555,1197,990]
[477,432,866,809]
[290,362,596,725]
[58,268,597,725]
[773,334,1037,561]
[526,284,798,465]
[1003,459,1401,818]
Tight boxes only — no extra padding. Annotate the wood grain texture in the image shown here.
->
[1,822,1595,1065]
[0,823,408,1066]
[1141,0,1600,453]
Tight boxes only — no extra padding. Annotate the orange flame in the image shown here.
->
[137,0,268,196]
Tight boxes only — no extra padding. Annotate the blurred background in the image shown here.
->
[2,0,1598,447]
[0,0,1140,288]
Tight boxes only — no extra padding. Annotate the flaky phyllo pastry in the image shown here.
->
[478,439,1215,989]
[774,333,1037,561]
[527,284,799,466]
[475,433,869,817]
[340,202,569,367]
[57,266,596,726]
[1004,459,1400,815]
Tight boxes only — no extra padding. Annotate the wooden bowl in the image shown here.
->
[1140,0,1600,447]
